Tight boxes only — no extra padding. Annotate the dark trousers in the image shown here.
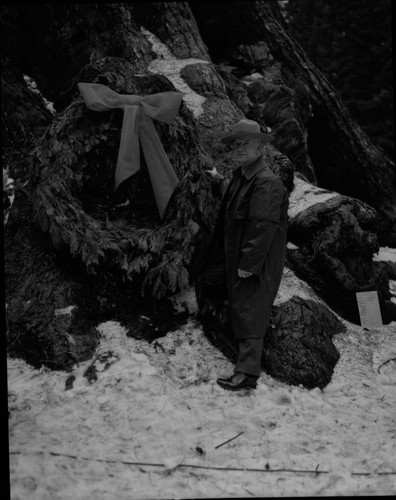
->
[235,338,264,377]
[196,256,264,377]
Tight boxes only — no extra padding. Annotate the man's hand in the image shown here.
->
[238,268,253,278]
[205,167,224,182]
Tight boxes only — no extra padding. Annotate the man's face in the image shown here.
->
[229,137,261,166]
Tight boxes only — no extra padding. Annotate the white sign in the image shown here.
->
[356,291,383,328]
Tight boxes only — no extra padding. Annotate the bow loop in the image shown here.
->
[140,92,184,124]
[78,82,182,219]
[77,82,130,111]
[78,83,182,124]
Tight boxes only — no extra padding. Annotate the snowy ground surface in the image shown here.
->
[8,251,396,499]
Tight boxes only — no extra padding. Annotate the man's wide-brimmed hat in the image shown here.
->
[220,119,273,144]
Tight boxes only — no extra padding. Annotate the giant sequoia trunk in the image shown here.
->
[189,0,396,246]
[2,2,395,388]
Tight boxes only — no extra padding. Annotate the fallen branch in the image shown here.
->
[9,450,329,473]
[178,464,330,474]
[10,450,396,476]
[215,431,244,449]
[351,472,396,476]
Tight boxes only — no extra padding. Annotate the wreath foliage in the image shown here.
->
[31,91,221,299]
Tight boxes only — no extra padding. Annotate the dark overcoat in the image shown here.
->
[195,156,289,340]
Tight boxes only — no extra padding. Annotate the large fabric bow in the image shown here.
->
[78,82,183,219]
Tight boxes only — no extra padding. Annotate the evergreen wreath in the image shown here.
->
[31,72,226,300]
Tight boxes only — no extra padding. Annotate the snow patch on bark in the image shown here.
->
[54,306,76,317]
[389,281,396,304]
[275,266,323,305]
[23,75,56,114]
[241,72,265,85]
[288,176,341,219]
[373,247,396,263]
[373,248,396,303]
[141,27,209,118]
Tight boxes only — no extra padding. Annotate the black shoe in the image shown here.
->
[217,372,258,391]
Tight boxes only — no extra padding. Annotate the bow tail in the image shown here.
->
[114,106,141,190]
[139,113,179,219]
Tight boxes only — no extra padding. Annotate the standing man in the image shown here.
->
[196,119,289,391]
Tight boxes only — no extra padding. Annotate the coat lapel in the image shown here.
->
[223,169,242,211]
[226,157,266,213]
[242,157,266,181]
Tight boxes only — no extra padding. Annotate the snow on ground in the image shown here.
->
[8,281,396,499]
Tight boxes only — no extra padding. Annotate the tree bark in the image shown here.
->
[1,3,155,110]
[131,2,211,60]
